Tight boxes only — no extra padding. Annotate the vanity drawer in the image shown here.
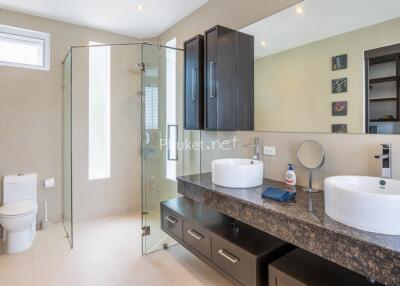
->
[183,221,211,259]
[161,208,183,240]
[212,235,256,286]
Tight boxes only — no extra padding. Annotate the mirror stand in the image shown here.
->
[302,169,321,193]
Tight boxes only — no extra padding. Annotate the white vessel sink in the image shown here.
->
[212,159,263,188]
[325,176,400,235]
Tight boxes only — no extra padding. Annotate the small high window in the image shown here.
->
[0,25,50,70]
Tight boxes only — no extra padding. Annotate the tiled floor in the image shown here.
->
[0,213,231,286]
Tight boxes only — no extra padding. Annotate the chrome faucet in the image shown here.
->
[243,137,261,160]
[374,144,391,179]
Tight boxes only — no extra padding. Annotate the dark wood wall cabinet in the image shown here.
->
[161,197,294,286]
[184,25,254,131]
[184,35,204,130]
[204,25,254,131]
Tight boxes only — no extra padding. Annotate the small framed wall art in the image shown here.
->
[332,124,347,133]
[332,101,347,116]
[332,78,348,94]
[332,54,347,71]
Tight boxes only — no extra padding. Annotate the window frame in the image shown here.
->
[0,24,50,71]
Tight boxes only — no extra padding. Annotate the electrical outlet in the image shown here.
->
[264,146,276,156]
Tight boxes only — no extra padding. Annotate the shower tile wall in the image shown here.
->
[72,46,142,221]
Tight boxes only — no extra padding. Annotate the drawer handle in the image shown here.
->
[187,229,204,240]
[218,249,239,264]
[165,215,178,224]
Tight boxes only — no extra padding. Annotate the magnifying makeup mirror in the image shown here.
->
[297,140,326,193]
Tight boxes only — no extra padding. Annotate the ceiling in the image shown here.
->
[241,0,400,58]
[0,0,208,38]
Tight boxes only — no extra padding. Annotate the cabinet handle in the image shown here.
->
[165,215,178,224]
[187,229,204,240]
[192,67,197,101]
[218,249,239,264]
[209,61,216,98]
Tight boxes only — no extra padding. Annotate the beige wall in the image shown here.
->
[0,8,141,224]
[156,0,400,188]
[255,17,400,133]
[157,0,302,46]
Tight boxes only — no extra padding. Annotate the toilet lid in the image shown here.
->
[0,200,37,217]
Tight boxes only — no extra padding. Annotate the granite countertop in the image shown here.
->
[177,173,400,286]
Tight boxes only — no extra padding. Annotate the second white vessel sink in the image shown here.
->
[325,176,400,235]
[211,158,263,188]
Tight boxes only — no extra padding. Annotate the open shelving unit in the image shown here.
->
[365,44,400,133]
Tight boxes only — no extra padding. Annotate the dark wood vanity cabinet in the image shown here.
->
[161,197,294,286]
[184,35,204,130]
[269,249,383,286]
[204,25,254,131]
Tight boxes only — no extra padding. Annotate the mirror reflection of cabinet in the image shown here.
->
[204,25,254,131]
[365,44,400,134]
[184,35,204,130]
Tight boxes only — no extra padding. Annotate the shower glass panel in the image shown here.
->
[141,44,185,254]
[62,42,194,252]
[70,44,141,228]
[62,49,73,248]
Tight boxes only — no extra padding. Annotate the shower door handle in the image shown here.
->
[167,125,178,161]
[192,67,198,101]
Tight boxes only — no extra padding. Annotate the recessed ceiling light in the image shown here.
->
[261,41,267,46]
[296,6,303,15]
[137,4,144,11]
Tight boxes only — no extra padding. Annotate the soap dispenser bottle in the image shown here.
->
[285,164,296,186]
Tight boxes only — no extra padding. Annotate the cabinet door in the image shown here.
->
[184,35,204,130]
[204,25,254,131]
[205,28,218,130]
[216,26,238,131]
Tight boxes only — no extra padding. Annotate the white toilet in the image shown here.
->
[0,174,38,254]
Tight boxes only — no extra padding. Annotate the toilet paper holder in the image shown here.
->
[42,177,55,189]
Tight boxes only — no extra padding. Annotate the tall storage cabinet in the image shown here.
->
[204,25,254,131]
[184,35,204,130]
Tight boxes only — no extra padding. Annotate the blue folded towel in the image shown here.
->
[262,186,296,202]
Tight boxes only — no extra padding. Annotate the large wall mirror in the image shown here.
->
[240,0,400,134]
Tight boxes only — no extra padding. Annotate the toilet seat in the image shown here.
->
[0,200,38,218]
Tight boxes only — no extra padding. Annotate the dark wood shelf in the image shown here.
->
[370,118,399,122]
[369,76,398,84]
[369,96,398,102]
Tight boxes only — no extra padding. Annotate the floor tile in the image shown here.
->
[0,213,232,286]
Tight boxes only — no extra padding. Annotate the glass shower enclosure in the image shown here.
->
[62,42,193,253]
[62,49,73,247]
